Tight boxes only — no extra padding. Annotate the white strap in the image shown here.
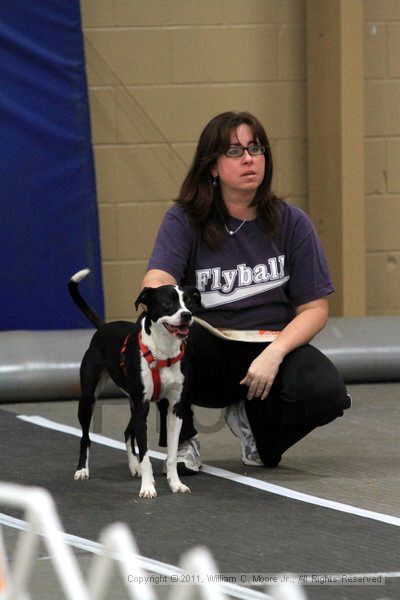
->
[194,316,280,342]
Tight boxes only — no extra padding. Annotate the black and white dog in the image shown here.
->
[68,269,200,498]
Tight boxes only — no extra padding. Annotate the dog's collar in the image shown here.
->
[138,332,185,402]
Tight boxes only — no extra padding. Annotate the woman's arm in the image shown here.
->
[141,268,177,288]
[240,297,329,400]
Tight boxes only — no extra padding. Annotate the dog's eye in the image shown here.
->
[163,299,174,308]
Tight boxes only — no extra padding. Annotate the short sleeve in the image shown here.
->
[285,209,334,306]
[147,205,194,283]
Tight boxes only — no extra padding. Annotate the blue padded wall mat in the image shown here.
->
[0,1,104,330]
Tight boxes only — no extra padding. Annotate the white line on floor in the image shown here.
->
[17,414,400,528]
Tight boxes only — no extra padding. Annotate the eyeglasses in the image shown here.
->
[224,144,265,158]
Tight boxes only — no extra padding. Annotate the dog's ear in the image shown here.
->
[135,287,154,311]
[183,286,202,311]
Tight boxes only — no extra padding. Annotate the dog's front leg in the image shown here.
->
[166,400,191,494]
[132,399,156,498]
[139,453,156,498]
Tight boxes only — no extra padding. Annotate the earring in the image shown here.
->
[212,176,218,188]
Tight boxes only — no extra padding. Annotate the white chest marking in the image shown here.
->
[140,355,184,402]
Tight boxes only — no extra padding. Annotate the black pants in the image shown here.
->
[159,322,349,467]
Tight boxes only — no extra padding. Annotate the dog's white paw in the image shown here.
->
[169,482,191,494]
[128,455,141,478]
[139,485,157,499]
[74,468,89,481]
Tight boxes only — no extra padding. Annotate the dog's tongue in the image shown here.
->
[165,324,189,337]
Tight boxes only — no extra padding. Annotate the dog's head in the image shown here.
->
[135,285,201,339]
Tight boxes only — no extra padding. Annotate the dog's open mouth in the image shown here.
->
[163,323,190,338]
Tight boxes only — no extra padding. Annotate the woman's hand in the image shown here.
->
[239,298,329,400]
[240,345,284,400]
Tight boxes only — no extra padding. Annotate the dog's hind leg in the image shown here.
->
[124,407,141,478]
[74,394,94,480]
[166,400,191,494]
[74,351,105,481]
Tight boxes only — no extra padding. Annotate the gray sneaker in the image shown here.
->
[225,402,263,466]
[163,435,202,475]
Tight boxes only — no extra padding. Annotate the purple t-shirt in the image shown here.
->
[147,202,334,330]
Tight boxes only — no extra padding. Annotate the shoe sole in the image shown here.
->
[226,409,263,467]
[242,454,263,467]
[344,394,352,409]
[225,411,244,441]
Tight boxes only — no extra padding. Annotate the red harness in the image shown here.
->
[119,331,186,402]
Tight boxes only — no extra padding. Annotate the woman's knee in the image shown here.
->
[280,345,348,412]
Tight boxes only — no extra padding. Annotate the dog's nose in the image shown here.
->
[180,311,192,323]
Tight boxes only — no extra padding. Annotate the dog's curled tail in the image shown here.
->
[68,269,105,329]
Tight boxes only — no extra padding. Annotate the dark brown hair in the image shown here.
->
[175,111,281,248]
